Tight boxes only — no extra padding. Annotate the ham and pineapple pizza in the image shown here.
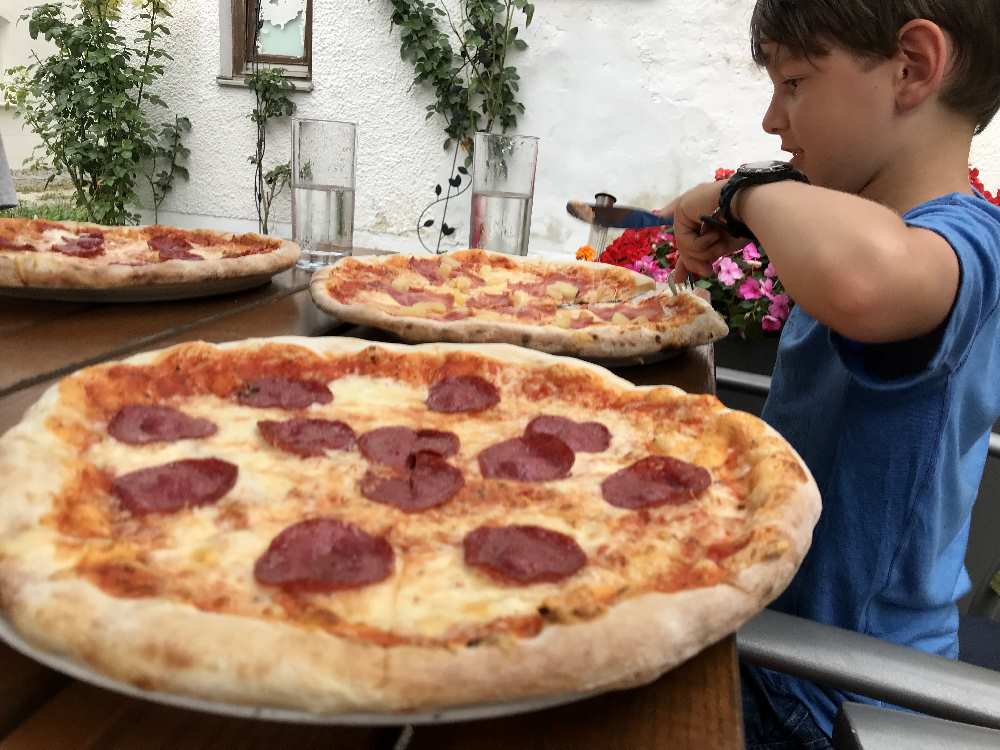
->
[0,218,298,293]
[0,337,818,716]
[310,249,728,359]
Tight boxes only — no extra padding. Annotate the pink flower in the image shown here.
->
[760,278,775,299]
[741,243,761,261]
[762,315,783,332]
[714,257,744,286]
[764,263,778,279]
[656,230,675,245]
[738,277,764,300]
[768,293,791,321]
[630,254,658,276]
[650,265,672,283]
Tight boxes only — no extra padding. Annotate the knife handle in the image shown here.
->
[616,210,673,229]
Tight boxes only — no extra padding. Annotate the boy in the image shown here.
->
[669,1,1000,746]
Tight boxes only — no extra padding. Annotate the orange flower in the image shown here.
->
[576,245,597,261]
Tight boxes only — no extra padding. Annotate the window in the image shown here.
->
[227,0,312,80]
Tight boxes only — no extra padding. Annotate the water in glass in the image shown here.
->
[292,184,355,269]
[469,189,533,256]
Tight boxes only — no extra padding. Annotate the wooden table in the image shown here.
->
[0,268,743,749]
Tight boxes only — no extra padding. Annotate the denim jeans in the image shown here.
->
[741,663,832,750]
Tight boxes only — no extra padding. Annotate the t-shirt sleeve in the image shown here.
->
[831,197,1000,383]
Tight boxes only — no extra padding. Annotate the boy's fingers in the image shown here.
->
[653,196,678,218]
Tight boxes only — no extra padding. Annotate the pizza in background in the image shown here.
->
[0,218,298,291]
[311,249,728,359]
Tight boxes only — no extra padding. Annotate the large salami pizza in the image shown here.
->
[310,249,728,358]
[0,337,819,716]
[0,218,298,294]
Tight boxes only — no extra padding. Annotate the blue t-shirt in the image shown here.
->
[757,192,1000,735]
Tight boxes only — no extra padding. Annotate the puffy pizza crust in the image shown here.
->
[0,220,299,290]
[0,337,819,715]
[310,253,729,358]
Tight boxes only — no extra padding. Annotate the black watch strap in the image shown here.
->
[718,162,809,242]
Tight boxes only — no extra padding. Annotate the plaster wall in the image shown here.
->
[1,0,999,255]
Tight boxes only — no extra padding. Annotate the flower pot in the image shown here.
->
[714,335,780,377]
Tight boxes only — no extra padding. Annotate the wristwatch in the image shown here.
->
[714,160,810,241]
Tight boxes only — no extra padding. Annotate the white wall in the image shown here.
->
[3,0,999,255]
[0,1,52,165]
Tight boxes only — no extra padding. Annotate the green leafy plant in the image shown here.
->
[0,0,189,225]
[245,66,295,235]
[390,0,534,251]
[147,115,191,223]
[0,200,89,221]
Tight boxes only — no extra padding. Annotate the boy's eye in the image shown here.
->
[783,78,802,91]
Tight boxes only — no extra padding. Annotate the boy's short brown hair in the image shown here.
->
[750,0,1000,134]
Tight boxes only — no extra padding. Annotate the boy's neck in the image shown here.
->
[858,123,974,215]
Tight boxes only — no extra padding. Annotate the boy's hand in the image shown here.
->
[671,181,745,283]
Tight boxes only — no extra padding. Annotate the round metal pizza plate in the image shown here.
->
[0,615,601,725]
[584,347,683,370]
[335,325,687,370]
[0,274,274,303]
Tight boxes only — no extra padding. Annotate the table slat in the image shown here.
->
[0,645,66,741]
[406,637,741,750]
[0,682,402,750]
[0,299,94,336]
[0,270,310,395]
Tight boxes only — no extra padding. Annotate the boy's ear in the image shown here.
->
[893,19,951,114]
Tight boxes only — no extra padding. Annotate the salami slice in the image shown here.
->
[0,237,34,252]
[258,418,356,457]
[463,525,586,584]
[53,232,105,258]
[254,518,394,591]
[108,405,218,445]
[525,415,611,453]
[150,234,203,261]
[236,377,333,409]
[358,426,459,468]
[112,458,238,516]
[601,456,711,510]
[478,433,574,481]
[360,452,465,512]
[426,375,500,413]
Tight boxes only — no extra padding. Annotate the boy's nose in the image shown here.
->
[762,95,786,135]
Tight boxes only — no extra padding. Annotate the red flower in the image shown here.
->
[715,168,736,181]
[600,226,661,267]
[970,167,1000,207]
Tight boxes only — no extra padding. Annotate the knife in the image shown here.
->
[567,200,732,236]
[566,200,672,229]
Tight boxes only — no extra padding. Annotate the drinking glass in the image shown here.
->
[291,118,356,270]
[468,132,538,256]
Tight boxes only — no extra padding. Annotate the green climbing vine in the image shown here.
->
[389,0,534,153]
[389,0,534,251]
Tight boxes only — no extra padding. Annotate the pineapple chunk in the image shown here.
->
[450,275,473,291]
[554,309,576,328]
[391,275,412,292]
[405,301,448,316]
[512,289,531,307]
[439,255,460,275]
[546,281,579,301]
[191,547,217,566]
[612,312,632,326]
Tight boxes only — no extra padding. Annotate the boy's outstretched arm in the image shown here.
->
[672,180,960,343]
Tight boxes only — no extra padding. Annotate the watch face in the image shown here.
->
[739,160,791,175]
